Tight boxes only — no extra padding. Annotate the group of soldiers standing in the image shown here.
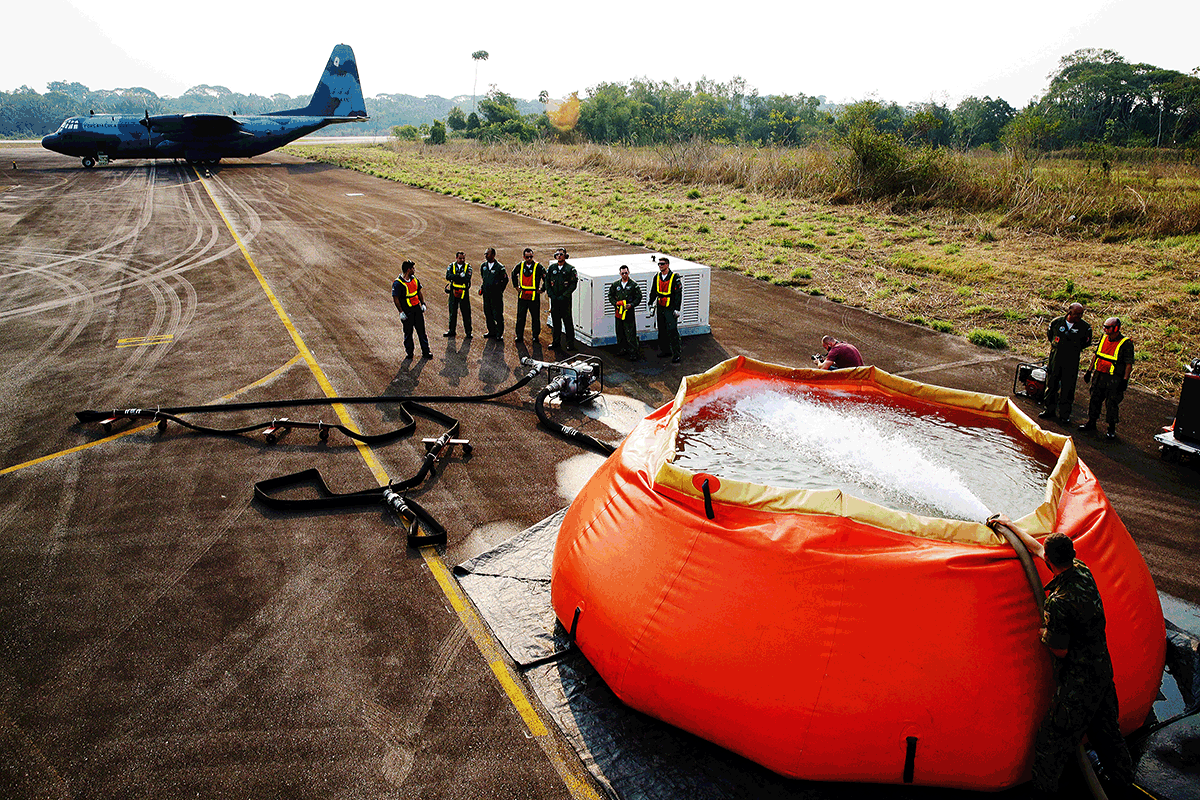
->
[391,248,684,364]
[1039,302,1136,440]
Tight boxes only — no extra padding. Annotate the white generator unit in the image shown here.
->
[565,253,711,347]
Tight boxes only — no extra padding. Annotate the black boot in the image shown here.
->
[1078,420,1097,431]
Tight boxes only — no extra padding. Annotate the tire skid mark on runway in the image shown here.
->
[0,259,94,389]
[363,623,470,789]
[90,529,392,756]
[0,163,236,404]
[0,166,158,395]
[892,353,1012,377]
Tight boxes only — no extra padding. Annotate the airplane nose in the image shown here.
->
[41,133,59,151]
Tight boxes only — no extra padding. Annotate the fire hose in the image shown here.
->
[76,359,616,543]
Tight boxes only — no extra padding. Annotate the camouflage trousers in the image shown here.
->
[1032,677,1132,792]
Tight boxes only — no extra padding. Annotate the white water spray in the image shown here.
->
[677,382,1043,523]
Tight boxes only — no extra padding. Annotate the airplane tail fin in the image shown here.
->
[266,44,367,118]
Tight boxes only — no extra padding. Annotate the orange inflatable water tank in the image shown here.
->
[551,357,1164,790]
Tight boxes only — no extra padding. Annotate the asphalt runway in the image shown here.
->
[2,147,1197,799]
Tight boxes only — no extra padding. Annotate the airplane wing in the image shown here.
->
[142,113,245,139]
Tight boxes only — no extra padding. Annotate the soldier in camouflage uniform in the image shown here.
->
[1031,532,1132,798]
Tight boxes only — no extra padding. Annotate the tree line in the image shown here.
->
[5,49,1197,153]
[424,49,1200,154]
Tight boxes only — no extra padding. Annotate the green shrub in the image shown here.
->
[686,188,702,199]
[930,320,955,333]
[790,266,813,280]
[968,329,1009,349]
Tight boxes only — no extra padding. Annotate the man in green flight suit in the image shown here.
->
[546,248,578,351]
[1039,302,1092,424]
[608,264,643,361]
[1029,531,1133,798]
[479,246,508,339]
[444,250,473,338]
[650,256,683,363]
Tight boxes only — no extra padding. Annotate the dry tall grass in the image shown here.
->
[402,139,1200,239]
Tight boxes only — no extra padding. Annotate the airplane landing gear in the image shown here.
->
[81,156,96,169]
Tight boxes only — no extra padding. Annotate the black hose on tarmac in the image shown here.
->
[533,383,616,457]
[74,368,543,429]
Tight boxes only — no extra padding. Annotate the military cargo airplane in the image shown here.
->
[42,44,367,168]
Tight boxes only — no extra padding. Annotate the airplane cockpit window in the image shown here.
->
[57,118,83,133]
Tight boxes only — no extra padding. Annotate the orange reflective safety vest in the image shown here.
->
[1093,335,1129,375]
[398,276,421,308]
[656,272,675,307]
[615,299,629,320]
[518,265,540,301]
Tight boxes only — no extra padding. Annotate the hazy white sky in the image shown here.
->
[6,0,1197,108]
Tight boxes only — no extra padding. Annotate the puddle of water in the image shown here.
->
[1153,592,1200,723]
[454,520,524,563]
[556,453,608,505]
[580,393,657,437]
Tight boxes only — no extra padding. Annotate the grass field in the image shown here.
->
[286,139,1200,399]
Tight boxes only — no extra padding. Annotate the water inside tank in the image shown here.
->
[674,378,1057,523]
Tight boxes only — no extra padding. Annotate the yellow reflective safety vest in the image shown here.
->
[655,272,675,307]
[518,265,540,301]
[615,299,628,320]
[447,263,470,299]
[1093,335,1129,375]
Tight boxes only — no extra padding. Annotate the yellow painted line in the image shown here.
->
[193,169,388,485]
[117,334,174,348]
[424,552,548,735]
[193,169,599,799]
[1,354,305,477]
